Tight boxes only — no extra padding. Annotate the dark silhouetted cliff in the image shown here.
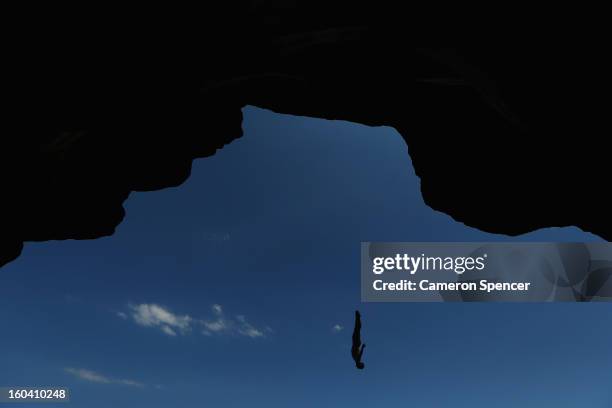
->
[1,5,610,267]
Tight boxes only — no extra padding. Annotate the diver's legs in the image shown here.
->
[352,310,361,344]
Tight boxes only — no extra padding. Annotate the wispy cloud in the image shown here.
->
[120,303,269,339]
[201,305,267,338]
[65,368,110,384]
[128,303,192,336]
[212,304,223,315]
[332,324,344,333]
[117,379,145,387]
[65,368,144,387]
[236,315,264,338]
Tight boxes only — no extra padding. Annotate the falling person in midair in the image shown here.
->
[351,310,365,370]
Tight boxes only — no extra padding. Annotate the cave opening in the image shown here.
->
[0,106,607,407]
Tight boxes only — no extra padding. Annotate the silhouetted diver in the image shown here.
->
[351,310,365,370]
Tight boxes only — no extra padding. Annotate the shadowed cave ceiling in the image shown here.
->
[2,5,610,267]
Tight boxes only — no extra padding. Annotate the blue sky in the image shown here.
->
[1,106,610,407]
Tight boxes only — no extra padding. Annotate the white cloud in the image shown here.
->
[212,304,223,315]
[120,303,269,340]
[161,326,177,336]
[65,368,110,384]
[117,379,145,387]
[332,324,344,333]
[65,368,143,387]
[201,305,267,338]
[128,303,192,336]
[203,319,228,333]
[239,326,264,338]
[235,315,264,338]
